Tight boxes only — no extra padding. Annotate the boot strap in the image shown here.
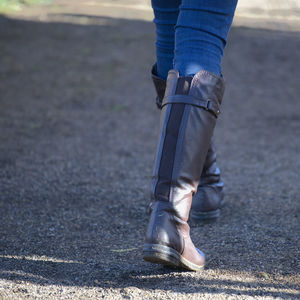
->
[162,95,220,118]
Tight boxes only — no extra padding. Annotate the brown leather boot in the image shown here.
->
[151,65,225,221]
[143,69,225,271]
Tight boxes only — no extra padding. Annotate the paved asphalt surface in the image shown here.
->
[0,1,299,299]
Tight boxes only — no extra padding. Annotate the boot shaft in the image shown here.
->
[152,69,225,206]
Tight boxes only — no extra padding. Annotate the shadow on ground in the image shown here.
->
[0,13,299,298]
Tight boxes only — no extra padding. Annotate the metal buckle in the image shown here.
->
[207,100,220,116]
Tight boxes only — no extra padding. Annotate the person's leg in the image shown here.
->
[151,0,237,78]
[174,0,238,76]
[151,0,181,79]
[144,1,237,270]
[151,0,237,221]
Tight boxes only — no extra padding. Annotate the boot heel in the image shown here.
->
[143,244,180,267]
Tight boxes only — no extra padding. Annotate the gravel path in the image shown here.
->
[0,1,299,299]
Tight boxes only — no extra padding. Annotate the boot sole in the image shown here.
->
[142,244,204,272]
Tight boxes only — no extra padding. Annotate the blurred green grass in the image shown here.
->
[0,0,51,13]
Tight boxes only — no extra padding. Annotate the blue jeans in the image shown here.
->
[151,0,238,78]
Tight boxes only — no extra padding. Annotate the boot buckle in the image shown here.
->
[206,101,220,117]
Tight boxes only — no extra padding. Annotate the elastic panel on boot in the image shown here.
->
[175,77,192,94]
[154,78,192,202]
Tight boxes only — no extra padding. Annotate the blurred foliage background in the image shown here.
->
[0,0,51,13]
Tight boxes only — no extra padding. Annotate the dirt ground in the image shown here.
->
[0,1,299,299]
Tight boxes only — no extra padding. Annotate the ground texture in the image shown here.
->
[0,1,299,299]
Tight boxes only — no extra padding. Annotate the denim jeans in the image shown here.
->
[151,0,238,78]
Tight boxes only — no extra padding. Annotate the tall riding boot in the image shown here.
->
[143,69,225,271]
[151,65,225,221]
